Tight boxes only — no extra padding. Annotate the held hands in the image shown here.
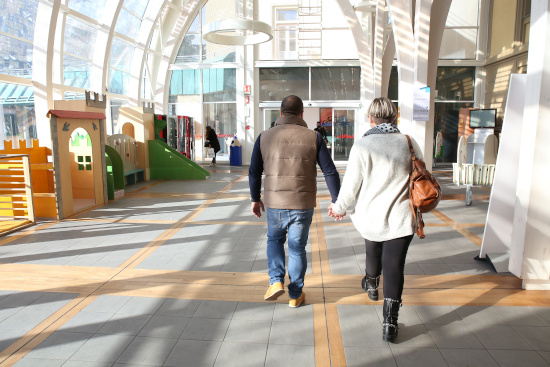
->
[328,203,346,221]
[251,200,265,218]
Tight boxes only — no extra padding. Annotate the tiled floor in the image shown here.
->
[0,162,548,366]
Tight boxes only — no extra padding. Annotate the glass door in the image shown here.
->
[263,109,280,131]
[333,109,355,161]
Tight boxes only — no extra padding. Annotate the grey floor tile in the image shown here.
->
[164,339,221,367]
[117,297,164,315]
[413,305,464,325]
[531,307,550,323]
[220,261,254,272]
[0,306,23,323]
[84,295,130,313]
[273,303,314,323]
[156,299,201,317]
[426,324,484,349]
[116,336,177,366]
[417,263,456,275]
[13,359,66,367]
[213,341,267,367]
[65,362,112,367]
[25,331,93,360]
[69,334,135,363]
[264,344,315,367]
[180,317,231,341]
[391,347,447,367]
[452,306,506,327]
[224,319,271,343]
[493,306,550,326]
[472,325,533,350]
[488,350,550,367]
[58,311,115,334]
[0,328,26,350]
[340,321,388,347]
[0,291,46,308]
[344,347,397,367]
[96,313,152,336]
[440,348,499,367]
[388,324,436,348]
[193,300,238,319]
[269,321,314,346]
[232,302,275,321]
[30,293,76,311]
[512,325,550,351]
[138,315,191,339]
[0,307,55,330]
[338,304,381,324]
[539,351,550,364]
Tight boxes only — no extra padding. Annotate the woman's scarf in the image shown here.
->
[363,122,400,137]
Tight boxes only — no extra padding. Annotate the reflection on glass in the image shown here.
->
[0,82,36,150]
[259,68,308,101]
[203,68,236,102]
[264,110,280,131]
[64,17,98,60]
[203,103,236,156]
[123,0,149,18]
[110,98,130,134]
[435,67,475,101]
[176,33,201,63]
[110,38,135,72]
[439,28,477,59]
[109,69,130,95]
[63,55,91,88]
[333,110,355,161]
[68,0,107,21]
[311,67,360,100]
[434,102,473,162]
[115,8,141,39]
[0,35,34,77]
[0,0,38,42]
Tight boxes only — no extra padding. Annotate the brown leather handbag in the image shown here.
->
[405,135,442,238]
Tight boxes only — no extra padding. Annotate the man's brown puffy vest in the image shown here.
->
[260,115,318,209]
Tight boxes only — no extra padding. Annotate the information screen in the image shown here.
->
[469,109,496,128]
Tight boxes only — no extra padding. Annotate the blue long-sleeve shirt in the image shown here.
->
[249,132,341,203]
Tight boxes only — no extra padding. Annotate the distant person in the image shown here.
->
[314,121,328,143]
[205,125,220,166]
[249,95,341,308]
[329,97,424,343]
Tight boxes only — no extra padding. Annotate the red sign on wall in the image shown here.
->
[245,95,250,104]
[243,85,251,95]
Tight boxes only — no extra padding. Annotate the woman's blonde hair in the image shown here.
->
[367,97,397,125]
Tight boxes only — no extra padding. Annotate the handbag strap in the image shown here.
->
[404,135,416,162]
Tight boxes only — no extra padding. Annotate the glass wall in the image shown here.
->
[441,0,479,59]
[259,67,360,102]
[0,82,36,149]
[203,103,236,156]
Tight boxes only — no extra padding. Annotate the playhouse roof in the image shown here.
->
[47,110,106,120]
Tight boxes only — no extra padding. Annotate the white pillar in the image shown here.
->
[510,0,550,290]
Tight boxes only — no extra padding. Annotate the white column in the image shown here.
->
[510,0,550,290]
[32,0,60,149]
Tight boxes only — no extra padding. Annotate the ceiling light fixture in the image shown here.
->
[203,19,273,45]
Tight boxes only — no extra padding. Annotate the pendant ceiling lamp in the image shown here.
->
[353,1,377,12]
[203,19,273,45]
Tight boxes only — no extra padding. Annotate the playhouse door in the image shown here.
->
[70,128,96,212]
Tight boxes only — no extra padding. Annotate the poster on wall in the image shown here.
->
[413,86,430,121]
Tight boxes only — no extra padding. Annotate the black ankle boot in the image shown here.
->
[361,275,380,301]
[382,298,401,343]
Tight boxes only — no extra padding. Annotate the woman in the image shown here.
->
[205,125,220,166]
[328,97,423,343]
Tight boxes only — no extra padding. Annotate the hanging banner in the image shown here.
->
[413,86,430,121]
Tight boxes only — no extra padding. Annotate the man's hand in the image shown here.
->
[328,203,346,221]
[251,200,265,218]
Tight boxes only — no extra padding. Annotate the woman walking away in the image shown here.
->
[328,97,424,343]
[205,125,221,166]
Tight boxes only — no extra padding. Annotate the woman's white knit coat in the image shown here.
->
[331,133,424,242]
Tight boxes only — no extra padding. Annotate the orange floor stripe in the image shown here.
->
[313,304,331,367]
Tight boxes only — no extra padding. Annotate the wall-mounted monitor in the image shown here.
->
[469,109,496,128]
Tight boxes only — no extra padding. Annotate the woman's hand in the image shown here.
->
[328,203,346,221]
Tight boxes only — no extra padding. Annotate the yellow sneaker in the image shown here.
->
[264,282,285,300]
[289,292,306,308]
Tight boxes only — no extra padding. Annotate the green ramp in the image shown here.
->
[148,139,210,180]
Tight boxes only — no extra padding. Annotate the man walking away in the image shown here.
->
[249,95,341,307]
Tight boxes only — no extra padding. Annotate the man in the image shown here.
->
[249,95,341,308]
[314,121,328,143]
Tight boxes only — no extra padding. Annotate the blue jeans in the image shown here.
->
[266,207,314,299]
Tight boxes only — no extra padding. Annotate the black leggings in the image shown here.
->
[364,234,414,300]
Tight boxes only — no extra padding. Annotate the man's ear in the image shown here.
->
[300,110,304,118]
[280,110,283,117]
